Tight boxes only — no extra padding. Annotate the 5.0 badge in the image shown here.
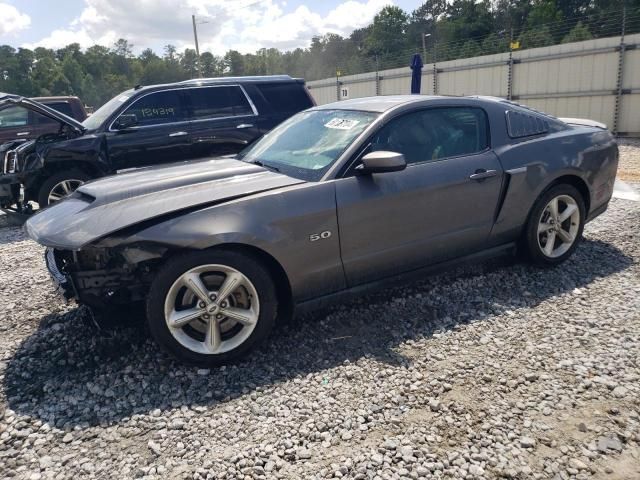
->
[309,231,332,242]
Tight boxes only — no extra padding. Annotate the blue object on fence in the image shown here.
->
[410,53,423,94]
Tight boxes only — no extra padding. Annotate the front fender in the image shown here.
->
[101,182,346,303]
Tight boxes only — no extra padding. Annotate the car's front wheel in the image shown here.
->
[146,250,278,366]
[524,184,586,266]
[37,169,90,208]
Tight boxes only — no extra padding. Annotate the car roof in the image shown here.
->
[32,96,80,102]
[133,75,304,93]
[313,94,510,113]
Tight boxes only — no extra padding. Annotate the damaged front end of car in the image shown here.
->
[45,242,170,309]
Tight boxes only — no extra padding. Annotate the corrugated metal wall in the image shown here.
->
[306,33,640,135]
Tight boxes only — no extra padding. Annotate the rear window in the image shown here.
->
[506,110,549,138]
[188,86,254,120]
[256,82,313,113]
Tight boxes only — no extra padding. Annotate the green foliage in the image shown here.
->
[0,1,630,108]
[562,21,594,43]
[520,26,555,48]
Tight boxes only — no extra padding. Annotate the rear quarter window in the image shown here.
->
[505,110,550,138]
[256,83,313,113]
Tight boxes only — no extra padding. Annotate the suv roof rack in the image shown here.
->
[178,75,295,85]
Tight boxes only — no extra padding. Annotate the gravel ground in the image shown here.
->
[616,139,640,182]
[0,170,639,478]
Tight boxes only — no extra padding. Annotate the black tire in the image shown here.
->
[37,169,90,208]
[524,184,586,266]
[146,249,278,366]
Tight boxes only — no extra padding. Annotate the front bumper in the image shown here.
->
[44,248,76,301]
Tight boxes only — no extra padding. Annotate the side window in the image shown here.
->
[121,90,185,127]
[189,86,254,120]
[0,106,29,129]
[34,102,75,125]
[370,107,489,164]
[256,83,313,113]
[506,110,549,138]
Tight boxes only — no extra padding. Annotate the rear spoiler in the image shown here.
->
[559,117,607,130]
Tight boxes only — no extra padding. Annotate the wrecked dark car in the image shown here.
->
[26,95,618,365]
[1,75,314,210]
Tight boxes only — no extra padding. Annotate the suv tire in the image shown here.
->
[37,169,90,208]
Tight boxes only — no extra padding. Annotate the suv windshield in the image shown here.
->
[239,109,377,181]
[82,90,133,130]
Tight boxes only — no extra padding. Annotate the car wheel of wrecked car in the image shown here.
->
[146,250,278,366]
[37,169,90,207]
[524,184,586,266]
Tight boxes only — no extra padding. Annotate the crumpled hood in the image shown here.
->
[25,157,304,249]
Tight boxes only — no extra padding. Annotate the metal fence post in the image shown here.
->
[433,42,438,95]
[336,70,341,101]
[375,55,380,95]
[507,52,514,100]
[433,64,438,95]
[613,5,627,135]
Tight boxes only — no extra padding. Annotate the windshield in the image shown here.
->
[239,109,378,181]
[82,90,133,130]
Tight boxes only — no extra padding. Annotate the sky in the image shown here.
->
[0,0,422,55]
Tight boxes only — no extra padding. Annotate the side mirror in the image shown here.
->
[356,151,407,174]
[113,113,138,130]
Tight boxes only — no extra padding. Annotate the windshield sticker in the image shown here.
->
[324,118,360,130]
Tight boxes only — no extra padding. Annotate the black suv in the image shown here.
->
[0,75,314,210]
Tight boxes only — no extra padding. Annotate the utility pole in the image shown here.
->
[192,14,201,77]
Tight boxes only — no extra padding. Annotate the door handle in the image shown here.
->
[169,131,188,137]
[469,169,498,181]
[16,131,30,136]
[236,123,254,129]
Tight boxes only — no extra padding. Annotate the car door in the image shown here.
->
[185,85,261,158]
[105,89,192,171]
[335,106,504,287]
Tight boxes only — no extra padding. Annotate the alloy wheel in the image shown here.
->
[537,194,580,258]
[163,264,260,355]
[48,179,84,204]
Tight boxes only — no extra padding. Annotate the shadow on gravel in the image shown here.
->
[3,238,633,429]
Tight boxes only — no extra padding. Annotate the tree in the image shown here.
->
[562,21,593,43]
[366,6,410,55]
[200,52,223,77]
[224,50,245,75]
[520,26,555,49]
[181,48,199,78]
[112,39,133,58]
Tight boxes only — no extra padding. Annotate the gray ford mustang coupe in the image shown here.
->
[25,95,618,365]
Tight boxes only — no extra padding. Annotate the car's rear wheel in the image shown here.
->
[37,169,90,208]
[146,250,278,366]
[524,184,586,266]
